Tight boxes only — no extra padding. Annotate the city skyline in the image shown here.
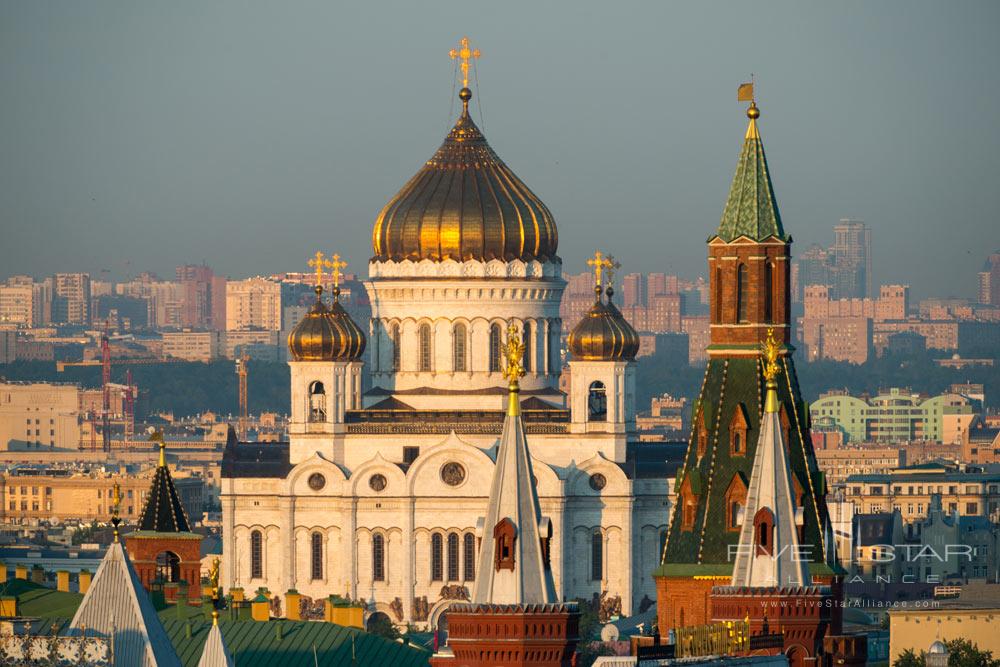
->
[2,2,998,300]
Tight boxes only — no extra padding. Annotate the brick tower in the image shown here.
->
[654,92,837,632]
[126,440,203,601]
[431,324,579,667]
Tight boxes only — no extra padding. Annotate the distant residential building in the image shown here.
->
[0,330,15,364]
[842,461,1000,522]
[831,219,872,299]
[681,315,710,364]
[978,251,1000,307]
[161,330,222,362]
[0,284,34,327]
[0,464,204,525]
[225,277,281,331]
[961,417,1000,465]
[223,330,279,360]
[52,273,90,325]
[176,264,227,330]
[936,354,994,369]
[636,393,688,441]
[799,284,909,362]
[793,243,832,302]
[815,447,902,486]
[811,388,977,444]
[0,382,81,450]
[883,331,926,356]
[800,316,872,364]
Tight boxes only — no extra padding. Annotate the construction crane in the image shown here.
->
[101,320,112,453]
[124,369,135,447]
[236,352,249,441]
[88,403,98,451]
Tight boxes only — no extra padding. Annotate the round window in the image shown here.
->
[589,473,607,491]
[441,462,467,487]
[307,473,326,491]
[369,474,387,492]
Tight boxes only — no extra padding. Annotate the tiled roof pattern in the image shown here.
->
[715,117,786,243]
[136,464,192,533]
[659,356,829,571]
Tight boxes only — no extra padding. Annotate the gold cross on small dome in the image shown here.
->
[327,253,348,290]
[307,251,327,288]
[587,250,614,290]
[449,36,480,88]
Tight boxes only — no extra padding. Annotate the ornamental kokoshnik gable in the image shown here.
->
[654,92,837,632]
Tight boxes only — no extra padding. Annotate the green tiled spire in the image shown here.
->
[714,103,787,242]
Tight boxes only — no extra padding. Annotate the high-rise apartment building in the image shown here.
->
[0,285,33,327]
[979,251,1000,306]
[52,273,91,325]
[225,277,282,331]
[831,219,872,299]
[176,264,227,330]
[793,243,831,302]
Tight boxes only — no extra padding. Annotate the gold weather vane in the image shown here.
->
[111,482,122,541]
[587,250,614,291]
[502,323,526,385]
[761,328,781,382]
[449,36,480,88]
[307,251,327,288]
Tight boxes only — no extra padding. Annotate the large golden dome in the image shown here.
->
[568,286,640,362]
[372,88,559,264]
[287,287,366,362]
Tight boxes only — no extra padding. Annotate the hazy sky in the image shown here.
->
[2,1,998,299]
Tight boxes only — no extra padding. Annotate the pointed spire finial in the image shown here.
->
[761,328,782,413]
[212,610,220,627]
[501,324,526,415]
[111,481,122,542]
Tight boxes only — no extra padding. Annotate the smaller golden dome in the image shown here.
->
[567,286,640,362]
[287,287,366,362]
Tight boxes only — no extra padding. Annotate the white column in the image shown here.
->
[403,498,415,622]
[551,498,567,599]
[622,495,634,615]
[282,496,295,593]
[223,492,236,589]
[347,499,358,599]
[542,320,551,375]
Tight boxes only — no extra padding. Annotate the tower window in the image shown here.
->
[250,530,263,579]
[155,551,180,583]
[548,323,560,374]
[494,518,516,572]
[372,533,385,581]
[311,532,323,580]
[390,324,400,372]
[590,529,603,581]
[431,533,443,581]
[308,381,326,422]
[522,322,532,373]
[452,323,467,372]
[714,267,723,323]
[764,262,774,323]
[418,323,432,372]
[588,381,607,421]
[447,532,460,581]
[737,263,749,323]
[489,323,503,372]
[463,532,476,581]
[754,508,774,556]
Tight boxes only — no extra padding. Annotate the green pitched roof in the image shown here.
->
[714,109,787,242]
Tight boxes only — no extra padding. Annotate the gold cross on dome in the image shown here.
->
[327,253,348,290]
[586,250,614,290]
[605,253,621,288]
[449,36,481,88]
[307,251,327,288]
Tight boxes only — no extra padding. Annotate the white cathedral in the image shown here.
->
[220,69,671,630]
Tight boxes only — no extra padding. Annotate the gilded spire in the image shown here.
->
[761,328,782,413]
[111,482,122,542]
[501,323,526,416]
[158,440,166,468]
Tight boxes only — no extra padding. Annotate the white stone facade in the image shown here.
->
[222,259,671,628]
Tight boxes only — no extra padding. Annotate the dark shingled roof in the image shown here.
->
[221,441,292,479]
[136,462,191,533]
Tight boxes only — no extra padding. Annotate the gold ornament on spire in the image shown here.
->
[501,323,525,416]
[208,556,221,600]
[111,481,122,542]
[307,251,327,288]
[761,328,782,413]
[449,36,480,89]
[586,250,614,292]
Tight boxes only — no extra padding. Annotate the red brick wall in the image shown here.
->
[708,241,790,348]
[125,534,202,600]
[655,576,722,631]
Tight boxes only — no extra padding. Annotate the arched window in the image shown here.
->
[764,262,774,323]
[418,323,432,372]
[453,323,467,372]
[548,324,560,373]
[730,502,742,529]
[311,532,323,580]
[463,533,476,581]
[155,551,180,583]
[754,508,774,556]
[390,324,400,372]
[714,267,723,323]
[372,533,385,581]
[250,530,263,579]
[431,533,443,581]
[447,532,460,581]
[737,264,749,323]
[588,381,607,421]
[308,381,326,422]
[590,529,603,581]
[522,322,532,373]
[489,323,503,372]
